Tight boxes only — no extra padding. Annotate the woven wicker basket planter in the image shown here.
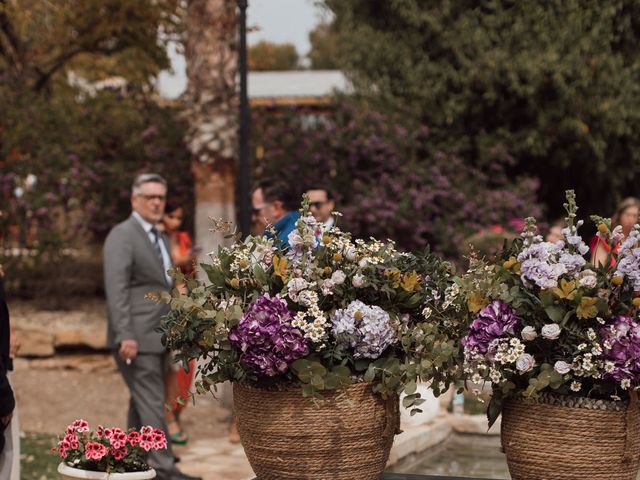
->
[501,393,640,480]
[233,382,400,480]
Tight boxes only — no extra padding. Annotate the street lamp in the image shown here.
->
[237,0,251,238]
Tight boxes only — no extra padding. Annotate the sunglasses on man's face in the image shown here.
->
[309,201,327,209]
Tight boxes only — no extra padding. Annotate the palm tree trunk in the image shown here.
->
[185,0,238,269]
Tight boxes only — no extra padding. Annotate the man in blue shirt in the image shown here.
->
[251,180,300,249]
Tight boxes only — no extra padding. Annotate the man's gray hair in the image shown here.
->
[131,173,167,195]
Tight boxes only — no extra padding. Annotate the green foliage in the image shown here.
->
[0,0,183,91]
[160,202,462,411]
[248,41,300,71]
[323,0,640,219]
[308,21,340,70]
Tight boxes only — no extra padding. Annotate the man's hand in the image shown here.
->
[9,327,20,358]
[1,412,12,427]
[119,340,138,363]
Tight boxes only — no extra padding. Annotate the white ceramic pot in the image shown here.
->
[58,463,156,479]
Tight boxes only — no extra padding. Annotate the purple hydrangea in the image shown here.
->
[600,316,640,383]
[331,300,396,359]
[462,300,520,357]
[228,294,309,377]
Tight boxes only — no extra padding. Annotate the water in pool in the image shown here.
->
[386,433,510,479]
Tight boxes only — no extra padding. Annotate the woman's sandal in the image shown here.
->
[170,430,189,446]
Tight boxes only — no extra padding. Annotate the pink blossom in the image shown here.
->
[110,431,128,450]
[152,431,167,450]
[103,428,114,439]
[127,431,141,447]
[64,434,80,450]
[139,433,154,451]
[85,442,109,461]
[96,425,105,437]
[72,419,89,433]
[140,426,153,435]
[56,440,71,458]
[111,446,128,461]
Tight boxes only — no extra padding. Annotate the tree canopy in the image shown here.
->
[249,40,299,71]
[323,0,640,218]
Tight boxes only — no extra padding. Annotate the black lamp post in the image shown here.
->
[237,0,250,238]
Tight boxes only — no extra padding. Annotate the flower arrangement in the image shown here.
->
[457,190,640,425]
[160,198,460,411]
[54,419,167,473]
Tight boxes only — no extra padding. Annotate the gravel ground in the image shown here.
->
[12,356,231,439]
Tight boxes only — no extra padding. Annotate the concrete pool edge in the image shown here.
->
[388,413,501,468]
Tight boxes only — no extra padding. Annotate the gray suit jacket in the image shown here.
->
[103,215,172,354]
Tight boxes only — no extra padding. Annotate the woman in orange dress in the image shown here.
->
[161,203,198,446]
[591,197,640,268]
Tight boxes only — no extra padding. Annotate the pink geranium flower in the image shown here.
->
[140,426,153,435]
[85,442,109,461]
[152,430,167,450]
[72,419,89,433]
[139,433,154,452]
[63,434,80,450]
[112,446,128,461]
[109,430,128,449]
[127,431,141,447]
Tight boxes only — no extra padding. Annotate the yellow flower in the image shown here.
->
[577,296,598,319]
[552,279,576,300]
[272,256,288,281]
[333,252,343,262]
[354,310,363,321]
[400,271,419,292]
[322,234,331,245]
[633,298,640,309]
[503,256,521,273]
[238,258,249,269]
[597,223,609,235]
[612,275,624,286]
[503,256,517,270]
[229,278,240,289]
[324,266,332,275]
[467,293,488,314]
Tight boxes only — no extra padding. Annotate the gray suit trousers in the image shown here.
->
[114,352,179,480]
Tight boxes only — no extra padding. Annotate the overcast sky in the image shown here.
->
[158,0,326,98]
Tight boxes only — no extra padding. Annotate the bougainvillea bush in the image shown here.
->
[455,191,640,425]
[160,199,462,411]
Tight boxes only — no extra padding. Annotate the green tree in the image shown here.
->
[249,40,299,71]
[323,0,640,218]
[308,21,340,70]
[0,0,183,91]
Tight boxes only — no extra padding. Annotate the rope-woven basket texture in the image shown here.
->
[233,382,399,480]
[501,393,640,480]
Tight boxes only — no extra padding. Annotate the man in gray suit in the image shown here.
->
[104,173,201,480]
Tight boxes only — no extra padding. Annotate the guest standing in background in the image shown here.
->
[161,203,198,446]
[306,185,336,231]
[103,173,200,480]
[591,197,640,268]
